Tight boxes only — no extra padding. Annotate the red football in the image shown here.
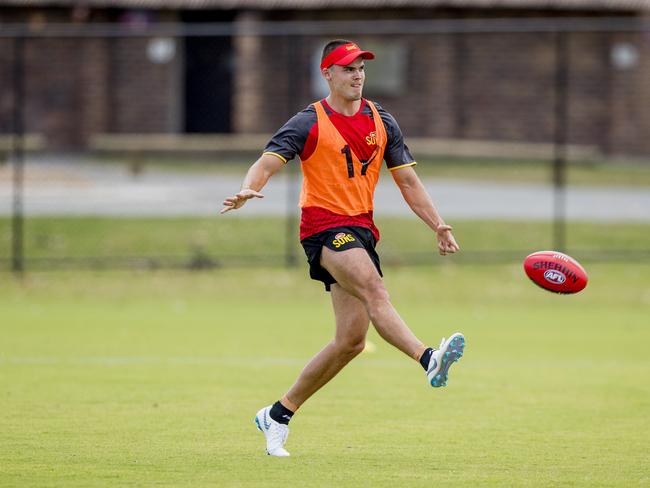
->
[523,251,588,294]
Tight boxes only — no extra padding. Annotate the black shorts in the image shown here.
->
[300,226,383,292]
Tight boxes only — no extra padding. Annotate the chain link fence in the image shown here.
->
[1,17,649,271]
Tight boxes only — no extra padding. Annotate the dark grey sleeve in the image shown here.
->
[263,105,316,162]
[374,102,416,170]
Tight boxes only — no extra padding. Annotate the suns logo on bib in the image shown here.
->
[332,233,356,248]
[365,131,377,146]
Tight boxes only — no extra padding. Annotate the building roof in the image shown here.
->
[1,0,650,10]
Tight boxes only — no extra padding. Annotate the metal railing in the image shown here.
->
[1,17,649,271]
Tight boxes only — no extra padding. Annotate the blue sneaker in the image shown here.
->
[426,333,465,387]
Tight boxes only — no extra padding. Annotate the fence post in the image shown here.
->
[285,157,299,267]
[12,36,26,274]
[553,31,569,253]
[284,35,300,268]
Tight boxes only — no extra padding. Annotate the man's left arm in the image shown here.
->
[391,166,460,256]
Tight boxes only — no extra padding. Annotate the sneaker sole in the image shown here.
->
[430,334,465,387]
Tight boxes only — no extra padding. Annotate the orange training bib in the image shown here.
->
[299,100,387,216]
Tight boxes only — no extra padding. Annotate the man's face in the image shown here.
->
[324,56,365,101]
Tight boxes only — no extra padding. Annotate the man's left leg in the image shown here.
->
[319,247,465,388]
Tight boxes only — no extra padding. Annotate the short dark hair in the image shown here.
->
[321,39,354,63]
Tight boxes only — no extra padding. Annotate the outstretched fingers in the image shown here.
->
[219,189,264,214]
[220,201,236,214]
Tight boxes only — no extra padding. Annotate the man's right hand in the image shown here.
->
[220,189,264,214]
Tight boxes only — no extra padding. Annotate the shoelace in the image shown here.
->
[439,337,447,349]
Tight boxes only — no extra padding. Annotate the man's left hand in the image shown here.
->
[436,224,460,256]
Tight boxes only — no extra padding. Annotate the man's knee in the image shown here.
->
[360,280,390,307]
[334,336,366,358]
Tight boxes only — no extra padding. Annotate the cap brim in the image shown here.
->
[334,50,375,67]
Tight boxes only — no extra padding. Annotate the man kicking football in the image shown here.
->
[221,39,465,457]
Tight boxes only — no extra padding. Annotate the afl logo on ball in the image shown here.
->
[543,269,566,285]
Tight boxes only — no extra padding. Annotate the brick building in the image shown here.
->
[0,0,649,157]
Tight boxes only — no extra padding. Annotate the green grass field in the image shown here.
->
[1,263,649,487]
[2,217,649,270]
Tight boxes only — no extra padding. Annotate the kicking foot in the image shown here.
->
[254,405,290,456]
[426,332,465,388]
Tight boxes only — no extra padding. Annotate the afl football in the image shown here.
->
[523,251,588,294]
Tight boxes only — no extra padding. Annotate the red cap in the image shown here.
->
[320,42,375,70]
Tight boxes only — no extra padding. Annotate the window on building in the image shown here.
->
[362,40,408,97]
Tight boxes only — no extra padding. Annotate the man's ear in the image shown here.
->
[322,67,331,81]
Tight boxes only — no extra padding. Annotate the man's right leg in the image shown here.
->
[282,284,370,408]
[256,283,370,456]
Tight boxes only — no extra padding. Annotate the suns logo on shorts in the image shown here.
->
[332,233,356,248]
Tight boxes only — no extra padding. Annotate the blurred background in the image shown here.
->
[1,1,649,271]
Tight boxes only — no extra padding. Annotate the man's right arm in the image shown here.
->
[220,153,286,214]
[221,105,315,214]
